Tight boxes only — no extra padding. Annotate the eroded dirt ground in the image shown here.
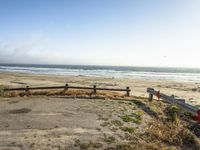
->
[0,96,153,150]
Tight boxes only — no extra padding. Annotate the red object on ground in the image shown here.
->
[193,110,200,123]
[156,91,161,100]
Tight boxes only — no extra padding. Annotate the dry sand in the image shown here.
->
[0,72,200,106]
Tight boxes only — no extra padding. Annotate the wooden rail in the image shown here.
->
[147,88,200,123]
[147,88,198,115]
[4,84,131,96]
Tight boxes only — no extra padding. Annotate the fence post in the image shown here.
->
[64,84,68,91]
[126,87,130,96]
[171,94,175,103]
[93,85,96,94]
[148,93,153,102]
[25,86,29,92]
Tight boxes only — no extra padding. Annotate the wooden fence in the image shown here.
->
[4,84,131,96]
[147,88,200,123]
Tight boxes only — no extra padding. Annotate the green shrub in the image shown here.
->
[166,105,180,124]
[121,112,142,124]
[121,126,135,133]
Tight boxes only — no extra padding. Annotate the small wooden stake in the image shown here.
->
[148,93,153,102]
[126,87,130,96]
[93,85,96,94]
[64,84,68,91]
[25,86,29,92]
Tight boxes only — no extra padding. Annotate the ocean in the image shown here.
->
[0,64,200,82]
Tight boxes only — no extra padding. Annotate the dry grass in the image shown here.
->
[0,85,8,97]
[108,119,200,150]
[74,139,103,149]
[110,98,200,150]
[121,126,136,134]
[111,120,123,127]
[103,134,116,144]
[164,105,181,124]
[131,99,200,150]
[139,120,200,150]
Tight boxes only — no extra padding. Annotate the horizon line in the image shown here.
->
[0,63,200,69]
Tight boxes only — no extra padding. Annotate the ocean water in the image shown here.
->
[0,64,200,82]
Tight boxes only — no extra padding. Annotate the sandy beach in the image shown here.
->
[0,72,200,106]
[1,72,200,149]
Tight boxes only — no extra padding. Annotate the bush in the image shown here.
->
[165,105,180,124]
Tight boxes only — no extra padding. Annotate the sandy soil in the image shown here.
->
[0,96,152,150]
[0,72,200,106]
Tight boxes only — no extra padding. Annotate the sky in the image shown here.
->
[0,0,200,68]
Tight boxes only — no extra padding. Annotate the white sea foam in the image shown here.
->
[0,65,200,82]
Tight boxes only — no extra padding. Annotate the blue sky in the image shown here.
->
[0,0,200,67]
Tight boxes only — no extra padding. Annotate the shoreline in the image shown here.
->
[0,70,199,83]
[1,64,200,83]
[0,71,200,106]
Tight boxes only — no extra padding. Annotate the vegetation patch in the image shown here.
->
[110,127,118,132]
[165,104,180,124]
[121,126,135,134]
[0,85,7,97]
[100,122,110,127]
[183,111,194,121]
[111,120,123,127]
[74,139,103,149]
[141,121,200,149]
[149,103,162,114]
[121,115,132,122]
[121,112,142,125]
[74,139,81,147]
[103,134,116,144]
[97,114,109,121]
[118,101,126,104]
[130,99,144,106]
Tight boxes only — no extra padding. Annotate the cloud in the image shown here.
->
[0,36,49,64]
[0,41,79,65]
